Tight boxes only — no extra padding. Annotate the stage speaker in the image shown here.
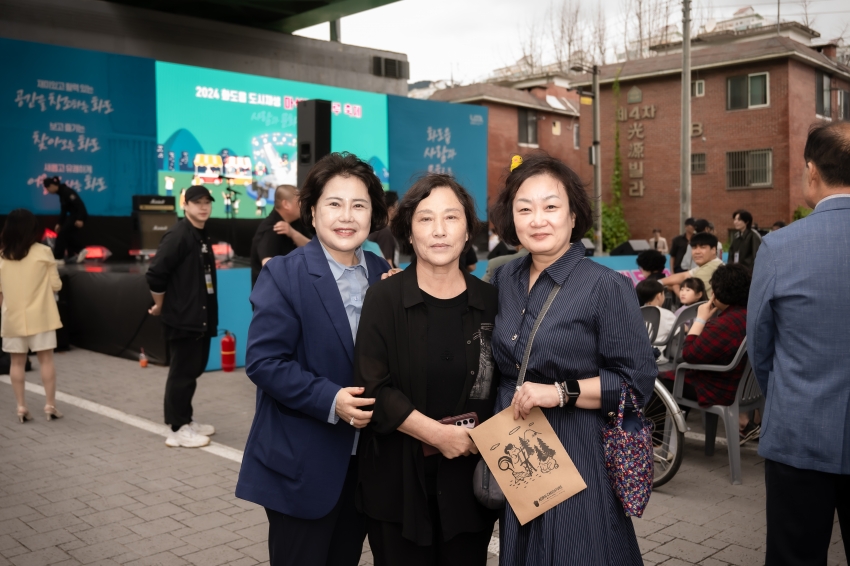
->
[297,99,332,189]
[136,213,177,249]
[610,239,652,256]
[132,195,177,251]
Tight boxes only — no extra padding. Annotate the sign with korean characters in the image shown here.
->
[155,62,390,219]
[617,102,657,197]
[387,96,488,219]
[0,38,157,215]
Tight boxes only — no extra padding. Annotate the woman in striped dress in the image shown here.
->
[488,154,657,566]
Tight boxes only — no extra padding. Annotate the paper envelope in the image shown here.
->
[469,406,587,525]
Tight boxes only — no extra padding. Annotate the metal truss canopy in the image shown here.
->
[102,0,400,33]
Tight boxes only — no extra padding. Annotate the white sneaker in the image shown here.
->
[165,424,210,448]
[76,249,88,263]
[188,421,215,436]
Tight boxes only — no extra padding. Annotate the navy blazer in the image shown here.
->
[748,196,850,475]
[235,238,390,517]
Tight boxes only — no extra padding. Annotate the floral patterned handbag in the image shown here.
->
[603,385,653,517]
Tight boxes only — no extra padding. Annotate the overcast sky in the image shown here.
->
[294,0,850,83]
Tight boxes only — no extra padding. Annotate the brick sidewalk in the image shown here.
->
[0,348,845,566]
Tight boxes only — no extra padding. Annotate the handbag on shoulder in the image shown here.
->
[603,385,654,517]
[472,284,562,510]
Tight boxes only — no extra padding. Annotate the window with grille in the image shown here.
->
[691,80,705,97]
[816,71,832,117]
[691,153,706,174]
[518,109,538,145]
[726,149,772,189]
[727,73,769,110]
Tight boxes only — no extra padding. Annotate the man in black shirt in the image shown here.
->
[250,184,309,287]
[43,176,88,263]
[146,185,218,449]
[368,191,399,267]
[669,217,695,273]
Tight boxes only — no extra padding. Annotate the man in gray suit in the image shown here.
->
[748,121,850,565]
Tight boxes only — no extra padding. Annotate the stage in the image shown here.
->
[59,259,252,371]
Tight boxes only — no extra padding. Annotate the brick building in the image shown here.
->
[429,81,582,211]
[572,31,850,246]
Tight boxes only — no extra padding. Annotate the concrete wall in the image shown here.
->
[0,0,408,96]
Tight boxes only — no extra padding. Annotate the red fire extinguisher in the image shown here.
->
[221,330,236,372]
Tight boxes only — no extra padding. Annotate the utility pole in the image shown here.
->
[776,0,781,34]
[592,65,602,252]
[680,0,692,233]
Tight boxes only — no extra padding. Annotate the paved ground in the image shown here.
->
[0,348,845,566]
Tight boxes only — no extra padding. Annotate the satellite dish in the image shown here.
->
[705,19,717,32]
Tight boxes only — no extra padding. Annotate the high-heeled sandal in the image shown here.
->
[44,405,63,421]
[17,407,32,424]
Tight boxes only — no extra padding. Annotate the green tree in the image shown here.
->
[793,206,812,221]
[603,70,630,251]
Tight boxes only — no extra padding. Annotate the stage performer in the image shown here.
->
[249,184,310,288]
[146,185,218,449]
[43,176,88,263]
[236,152,390,566]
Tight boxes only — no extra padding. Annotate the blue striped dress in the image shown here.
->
[491,242,657,566]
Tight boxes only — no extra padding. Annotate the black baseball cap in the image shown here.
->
[185,185,215,203]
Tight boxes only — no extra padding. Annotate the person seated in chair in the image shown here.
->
[636,279,676,345]
[659,264,757,442]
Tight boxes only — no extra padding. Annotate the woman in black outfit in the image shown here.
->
[354,174,499,565]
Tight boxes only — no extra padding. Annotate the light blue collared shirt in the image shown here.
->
[322,244,370,455]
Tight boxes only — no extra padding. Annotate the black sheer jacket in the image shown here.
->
[353,266,500,546]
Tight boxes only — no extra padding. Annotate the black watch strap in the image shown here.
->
[564,380,581,411]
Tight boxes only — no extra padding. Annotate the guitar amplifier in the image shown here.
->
[132,195,177,251]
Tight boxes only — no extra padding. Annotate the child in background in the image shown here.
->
[675,277,707,323]
[636,279,677,345]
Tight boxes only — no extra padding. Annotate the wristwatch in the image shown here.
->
[563,379,581,412]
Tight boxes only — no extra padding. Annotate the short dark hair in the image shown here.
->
[693,218,710,233]
[635,279,664,306]
[299,152,388,232]
[384,191,399,208]
[732,209,753,229]
[772,220,786,229]
[690,232,718,249]
[636,249,666,273]
[489,153,592,246]
[684,217,696,227]
[710,263,752,308]
[804,121,850,188]
[680,277,707,301]
[1,209,43,261]
[42,176,60,188]
[391,174,482,256]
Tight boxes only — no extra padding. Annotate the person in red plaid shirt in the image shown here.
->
[660,264,756,439]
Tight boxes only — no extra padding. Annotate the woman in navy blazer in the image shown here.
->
[236,153,390,566]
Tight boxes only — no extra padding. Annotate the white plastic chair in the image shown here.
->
[672,337,765,485]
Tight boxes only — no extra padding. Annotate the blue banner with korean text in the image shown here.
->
[0,38,156,216]
[387,96,488,219]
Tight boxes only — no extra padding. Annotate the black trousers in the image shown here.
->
[164,335,211,431]
[54,219,82,260]
[367,485,492,566]
[266,457,365,566]
[765,459,850,566]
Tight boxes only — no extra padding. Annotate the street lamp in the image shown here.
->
[572,64,602,254]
